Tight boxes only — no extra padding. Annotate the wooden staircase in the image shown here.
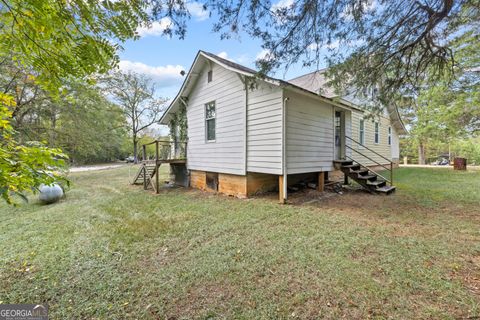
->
[132,163,160,192]
[334,160,396,195]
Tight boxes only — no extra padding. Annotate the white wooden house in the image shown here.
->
[159,51,407,202]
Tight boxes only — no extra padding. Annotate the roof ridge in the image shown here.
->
[200,50,259,75]
[288,68,328,81]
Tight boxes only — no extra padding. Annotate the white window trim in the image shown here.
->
[205,101,216,143]
[374,121,379,144]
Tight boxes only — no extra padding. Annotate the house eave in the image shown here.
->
[160,50,408,135]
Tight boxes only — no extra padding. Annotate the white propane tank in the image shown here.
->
[39,184,64,204]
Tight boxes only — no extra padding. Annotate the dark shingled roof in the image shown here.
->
[161,50,407,134]
[200,51,258,75]
[199,51,349,106]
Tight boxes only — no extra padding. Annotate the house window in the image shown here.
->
[374,122,379,144]
[388,126,392,145]
[207,70,213,83]
[359,119,365,145]
[205,101,216,141]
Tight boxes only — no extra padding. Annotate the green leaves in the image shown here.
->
[0,0,149,93]
[0,0,155,204]
[0,94,68,204]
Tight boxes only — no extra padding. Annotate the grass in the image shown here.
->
[0,166,479,319]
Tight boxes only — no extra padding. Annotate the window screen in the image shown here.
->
[374,122,379,144]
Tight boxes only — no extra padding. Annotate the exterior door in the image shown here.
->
[334,111,346,160]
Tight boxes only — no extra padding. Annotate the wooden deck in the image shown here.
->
[133,140,188,194]
[142,159,187,165]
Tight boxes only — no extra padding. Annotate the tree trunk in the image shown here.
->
[418,141,426,165]
[133,137,138,164]
[50,110,57,147]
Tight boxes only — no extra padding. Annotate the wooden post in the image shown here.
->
[143,165,147,190]
[278,175,285,204]
[344,173,349,185]
[390,162,393,186]
[155,141,159,194]
[142,144,147,190]
[317,172,325,192]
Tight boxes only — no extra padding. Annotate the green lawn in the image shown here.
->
[1,166,479,319]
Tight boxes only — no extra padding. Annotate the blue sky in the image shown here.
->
[117,0,328,100]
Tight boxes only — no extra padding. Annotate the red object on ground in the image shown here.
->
[453,157,467,170]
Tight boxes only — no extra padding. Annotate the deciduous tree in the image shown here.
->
[156,0,479,108]
[105,71,168,163]
[0,0,152,203]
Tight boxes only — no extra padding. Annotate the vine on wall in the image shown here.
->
[168,103,187,143]
[168,103,188,158]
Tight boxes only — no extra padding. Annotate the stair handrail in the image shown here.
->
[344,136,393,186]
[345,154,391,185]
[345,136,391,163]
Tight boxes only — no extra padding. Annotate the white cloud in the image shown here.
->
[271,0,295,23]
[118,60,185,87]
[217,51,229,59]
[271,0,295,11]
[255,49,274,61]
[136,17,172,37]
[324,40,340,50]
[217,51,237,62]
[135,2,208,37]
[307,43,319,51]
[186,2,209,21]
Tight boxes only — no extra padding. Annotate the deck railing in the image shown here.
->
[141,140,187,162]
[344,136,394,186]
[138,140,187,194]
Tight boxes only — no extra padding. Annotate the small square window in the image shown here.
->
[207,70,213,83]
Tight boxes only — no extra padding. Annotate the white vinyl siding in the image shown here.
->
[345,110,353,158]
[285,90,334,174]
[246,81,283,174]
[186,63,245,175]
[351,110,393,166]
[391,126,400,160]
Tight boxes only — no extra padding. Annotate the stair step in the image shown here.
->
[376,185,396,194]
[367,180,386,187]
[333,160,353,165]
[342,164,361,169]
[356,174,377,181]
[351,169,369,175]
